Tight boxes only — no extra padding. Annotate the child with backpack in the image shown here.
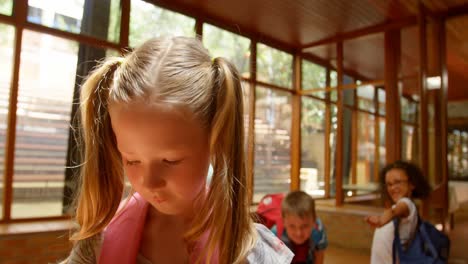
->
[60,36,294,264]
[366,160,450,264]
[259,191,328,264]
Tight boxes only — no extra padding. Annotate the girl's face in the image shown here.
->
[385,168,415,203]
[110,102,210,218]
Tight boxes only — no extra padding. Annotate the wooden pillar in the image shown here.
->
[335,42,344,206]
[120,0,130,49]
[437,17,449,230]
[246,40,257,203]
[290,53,302,190]
[324,68,331,198]
[2,0,27,222]
[418,3,429,177]
[384,29,401,164]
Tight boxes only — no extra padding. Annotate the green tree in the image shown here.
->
[203,24,250,78]
[129,0,195,47]
[0,0,12,15]
[256,43,292,88]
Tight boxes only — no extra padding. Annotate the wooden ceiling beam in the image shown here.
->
[443,3,468,19]
[301,16,417,49]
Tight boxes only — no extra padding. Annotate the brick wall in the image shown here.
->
[0,231,72,264]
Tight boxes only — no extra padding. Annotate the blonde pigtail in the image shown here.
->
[187,57,255,264]
[71,58,125,241]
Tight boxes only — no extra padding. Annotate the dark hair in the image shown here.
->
[379,160,431,202]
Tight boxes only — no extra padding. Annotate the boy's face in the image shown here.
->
[283,214,316,245]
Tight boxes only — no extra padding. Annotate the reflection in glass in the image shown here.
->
[27,0,121,43]
[203,24,250,78]
[11,31,78,218]
[130,0,195,47]
[301,97,326,197]
[256,43,292,88]
[0,0,12,16]
[0,23,15,219]
[253,87,291,202]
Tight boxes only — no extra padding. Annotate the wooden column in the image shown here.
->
[437,17,449,230]
[335,42,344,206]
[120,0,130,49]
[290,53,302,190]
[384,29,401,164]
[418,3,429,177]
[324,68,331,198]
[246,40,257,203]
[2,0,27,222]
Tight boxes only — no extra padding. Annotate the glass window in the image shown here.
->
[378,88,385,115]
[402,124,416,161]
[0,0,12,15]
[256,43,292,88]
[302,60,326,98]
[130,0,195,47]
[253,87,291,202]
[11,31,81,218]
[0,23,15,219]
[27,0,121,43]
[356,113,376,189]
[203,24,250,78]
[329,104,337,197]
[329,70,338,102]
[301,97,326,197]
[378,118,386,172]
[357,85,375,112]
[447,130,468,180]
[401,96,418,123]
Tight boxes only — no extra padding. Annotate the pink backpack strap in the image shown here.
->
[99,193,149,264]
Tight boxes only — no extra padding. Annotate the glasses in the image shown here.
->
[385,179,408,189]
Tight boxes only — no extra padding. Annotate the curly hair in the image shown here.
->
[379,160,432,202]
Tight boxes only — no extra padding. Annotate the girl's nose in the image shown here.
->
[142,164,166,189]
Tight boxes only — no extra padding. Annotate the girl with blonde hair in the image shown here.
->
[62,36,293,264]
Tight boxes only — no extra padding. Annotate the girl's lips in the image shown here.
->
[153,196,167,203]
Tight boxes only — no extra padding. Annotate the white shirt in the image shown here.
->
[393,197,418,247]
[370,197,418,264]
[370,222,394,264]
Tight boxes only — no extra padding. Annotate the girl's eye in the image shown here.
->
[163,159,182,165]
[126,160,141,166]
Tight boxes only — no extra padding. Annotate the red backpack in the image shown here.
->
[255,193,285,237]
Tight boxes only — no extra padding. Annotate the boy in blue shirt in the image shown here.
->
[271,191,328,264]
